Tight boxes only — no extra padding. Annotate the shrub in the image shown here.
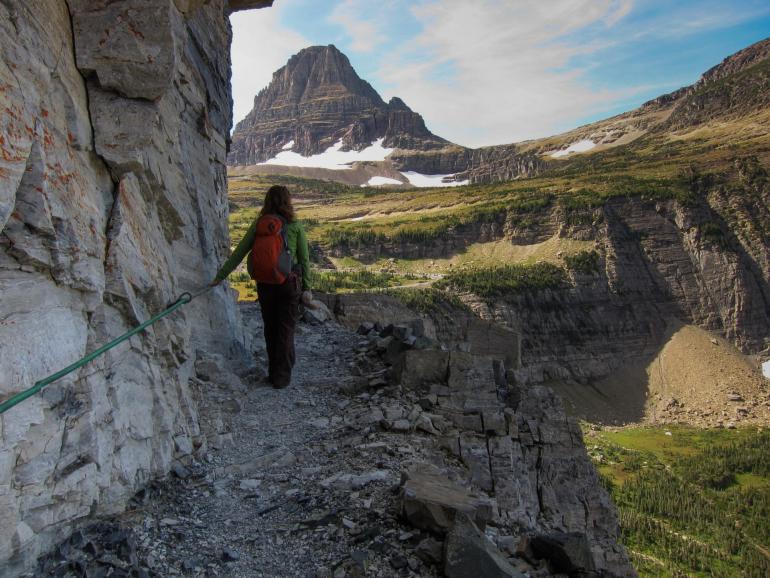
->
[436,262,567,299]
[381,287,469,314]
[564,250,601,274]
[313,269,405,293]
[325,227,387,247]
[228,271,251,283]
[701,221,726,246]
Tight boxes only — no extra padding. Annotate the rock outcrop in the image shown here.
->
[461,145,547,184]
[0,1,270,573]
[354,322,634,576]
[647,37,770,132]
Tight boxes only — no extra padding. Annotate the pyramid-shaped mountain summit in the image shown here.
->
[227,45,467,174]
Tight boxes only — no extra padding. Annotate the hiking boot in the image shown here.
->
[252,377,273,388]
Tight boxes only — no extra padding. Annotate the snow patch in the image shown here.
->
[402,171,469,188]
[762,360,770,379]
[260,138,393,170]
[362,176,403,187]
[550,139,596,158]
[282,140,294,150]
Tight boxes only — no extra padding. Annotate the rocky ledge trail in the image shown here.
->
[33,302,634,578]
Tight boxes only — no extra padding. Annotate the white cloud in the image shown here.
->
[375,0,636,146]
[329,0,387,52]
[229,6,310,126]
[604,0,634,26]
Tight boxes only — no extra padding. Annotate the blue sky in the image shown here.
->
[231,0,770,147]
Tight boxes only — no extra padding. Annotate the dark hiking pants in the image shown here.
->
[257,275,300,387]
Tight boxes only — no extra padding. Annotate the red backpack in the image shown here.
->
[247,214,293,284]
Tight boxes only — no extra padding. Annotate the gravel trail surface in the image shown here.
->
[120,304,439,578]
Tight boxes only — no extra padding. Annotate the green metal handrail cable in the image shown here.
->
[0,286,212,415]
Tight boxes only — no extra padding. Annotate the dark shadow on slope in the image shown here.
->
[547,319,687,426]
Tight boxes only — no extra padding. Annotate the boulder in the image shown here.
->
[415,537,443,565]
[384,335,409,365]
[444,514,524,578]
[459,432,494,492]
[395,349,450,389]
[529,532,595,575]
[194,352,246,392]
[357,322,375,335]
[448,352,497,390]
[400,466,493,534]
[302,300,333,325]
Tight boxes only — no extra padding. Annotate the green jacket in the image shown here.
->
[214,218,311,290]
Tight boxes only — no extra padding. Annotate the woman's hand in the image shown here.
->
[301,290,319,309]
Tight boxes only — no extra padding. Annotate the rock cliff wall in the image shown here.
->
[466,191,770,385]
[0,1,270,573]
[327,178,770,386]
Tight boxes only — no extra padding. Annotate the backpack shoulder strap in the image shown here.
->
[276,215,290,251]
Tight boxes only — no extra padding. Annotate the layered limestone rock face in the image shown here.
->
[468,194,770,384]
[352,322,634,576]
[459,144,547,184]
[326,185,770,385]
[0,0,270,573]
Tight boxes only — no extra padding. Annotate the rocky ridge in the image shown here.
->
[520,37,770,158]
[645,37,770,132]
[32,303,634,578]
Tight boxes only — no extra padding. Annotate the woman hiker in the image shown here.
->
[212,185,313,389]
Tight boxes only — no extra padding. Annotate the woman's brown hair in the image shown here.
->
[260,184,295,223]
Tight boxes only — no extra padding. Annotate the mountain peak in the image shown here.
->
[228,45,451,166]
[263,44,384,110]
[387,97,412,112]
